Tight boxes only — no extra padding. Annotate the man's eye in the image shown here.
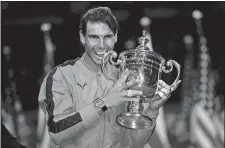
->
[90,36,98,39]
[105,35,113,39]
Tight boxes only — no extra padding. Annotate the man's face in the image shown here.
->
[80,21,117,65]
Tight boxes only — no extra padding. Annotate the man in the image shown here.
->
[38,7,181,148]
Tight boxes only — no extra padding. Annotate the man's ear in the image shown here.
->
[79,30,85,45]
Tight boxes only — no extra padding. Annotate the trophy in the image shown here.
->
[101,30,181,129]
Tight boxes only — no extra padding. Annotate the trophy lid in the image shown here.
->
[119,30,165,63]
[136,30,151,51]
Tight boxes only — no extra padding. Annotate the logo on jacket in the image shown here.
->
[77,82,87,89]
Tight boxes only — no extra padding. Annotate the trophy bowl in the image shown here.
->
[101,30,181,129]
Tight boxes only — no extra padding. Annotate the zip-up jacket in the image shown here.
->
[38,54,155,148]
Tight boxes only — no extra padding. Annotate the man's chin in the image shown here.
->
[93,57,102,65]
[92,55,110,65]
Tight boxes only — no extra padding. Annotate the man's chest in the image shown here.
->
[71,72,114,109]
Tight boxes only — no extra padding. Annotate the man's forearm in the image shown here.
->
[49,102,104,145]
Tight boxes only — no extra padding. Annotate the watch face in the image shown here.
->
[96,98,105,108]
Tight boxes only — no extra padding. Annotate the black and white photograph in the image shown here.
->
[1,1,225,148]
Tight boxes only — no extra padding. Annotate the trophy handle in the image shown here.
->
[162,60,181,91]
[101,51,122,82]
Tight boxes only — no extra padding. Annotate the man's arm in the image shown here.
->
[39,68,103,145]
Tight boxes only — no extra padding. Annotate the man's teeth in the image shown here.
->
[96,51,105,55]
[95,52,106,58]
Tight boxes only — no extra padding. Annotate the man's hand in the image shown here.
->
[145,80,181,117]
[103,69,143,108]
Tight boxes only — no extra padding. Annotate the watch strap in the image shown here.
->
[101,105,108,112]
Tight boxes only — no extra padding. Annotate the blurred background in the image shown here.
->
[1,1,224,148]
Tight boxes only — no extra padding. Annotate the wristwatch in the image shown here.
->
[94,97,108,112]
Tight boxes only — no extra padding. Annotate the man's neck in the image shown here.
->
[84,53,101,73]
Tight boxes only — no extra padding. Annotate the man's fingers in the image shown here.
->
[124,97,140,102]
[158,80,170,90]
[157,79,181,93]
[122,89,143,97]
[155,91,168,100]
[117,69,131,86]
[149,79,181,110]
[122,79,139,90]
[158,87,170,96]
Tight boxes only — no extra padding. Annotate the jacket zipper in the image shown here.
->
[101,112,106,148]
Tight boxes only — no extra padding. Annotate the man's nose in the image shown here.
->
[98,39,105,49]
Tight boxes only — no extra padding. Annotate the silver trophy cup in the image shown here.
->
[101,30,181,129]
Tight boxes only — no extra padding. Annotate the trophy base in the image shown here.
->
[117,112,153,129]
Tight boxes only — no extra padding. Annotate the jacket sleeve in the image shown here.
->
[38,67,101,145]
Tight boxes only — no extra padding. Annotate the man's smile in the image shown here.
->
[94,51,107,59]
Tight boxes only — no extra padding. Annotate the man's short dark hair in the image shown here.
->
[79,7,119,35]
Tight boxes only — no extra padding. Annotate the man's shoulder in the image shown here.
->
[58,58,80,68]
[44,58,81,79]
[54,58,81,71]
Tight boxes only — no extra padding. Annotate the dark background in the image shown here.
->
[2,1,225,111]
